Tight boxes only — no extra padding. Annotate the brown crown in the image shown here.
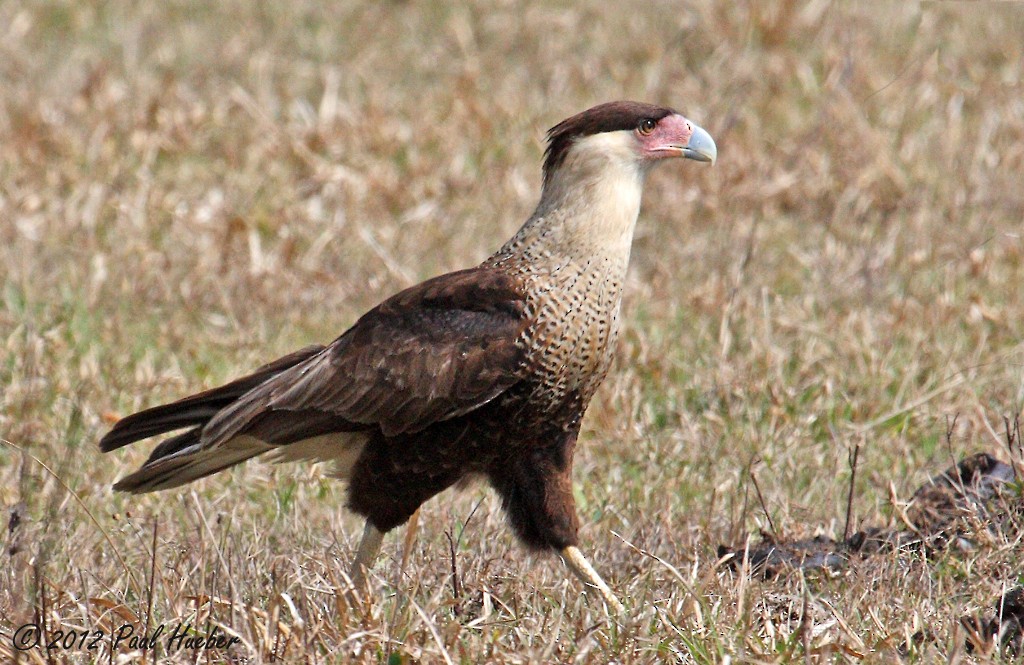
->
[542,101,676,180]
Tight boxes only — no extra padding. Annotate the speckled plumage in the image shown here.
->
[100,102,715,597]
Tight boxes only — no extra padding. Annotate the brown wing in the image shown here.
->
[99,345,326,452]
[201,267,529,445]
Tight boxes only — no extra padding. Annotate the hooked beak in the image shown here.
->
[680,124,716,164]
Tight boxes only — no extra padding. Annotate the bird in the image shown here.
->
[99,101,716,612]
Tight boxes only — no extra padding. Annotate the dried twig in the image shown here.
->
[750,464,777,537]
[844,442,861,542]
[446,530,461,606]
[1003,415,1023,484]
[142,518,158,665]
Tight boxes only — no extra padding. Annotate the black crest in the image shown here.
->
[542,101,676,179]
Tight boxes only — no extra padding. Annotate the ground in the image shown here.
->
[2,1,1024,663]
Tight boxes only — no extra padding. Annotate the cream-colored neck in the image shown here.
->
[496,131,649,271]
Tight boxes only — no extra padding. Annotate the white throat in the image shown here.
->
[502,131,649,268]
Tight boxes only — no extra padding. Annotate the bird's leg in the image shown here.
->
[399,508,420,574]
[488,429,625,613]
[348,520,384,594]
[561,546,625,613]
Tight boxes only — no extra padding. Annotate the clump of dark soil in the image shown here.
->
[717,451,1024,655]
[718,452,1019,577]
[961,585,1024,656]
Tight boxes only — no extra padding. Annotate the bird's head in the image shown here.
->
[542,101,715,192]
[514,101,716,259]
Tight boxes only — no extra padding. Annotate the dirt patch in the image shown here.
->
[718,452,1024,656]
[960,585,1024,657]
[718,452,1020,575]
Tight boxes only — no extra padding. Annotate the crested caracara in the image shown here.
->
[100,101,717,612]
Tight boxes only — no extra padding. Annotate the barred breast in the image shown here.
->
[516,255,624,411]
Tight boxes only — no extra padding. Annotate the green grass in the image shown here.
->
[2,0,1024,662]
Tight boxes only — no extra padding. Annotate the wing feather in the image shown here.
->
[99,345,325,452]
[202,267,529,445]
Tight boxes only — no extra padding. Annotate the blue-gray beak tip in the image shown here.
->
[682,124,716,164]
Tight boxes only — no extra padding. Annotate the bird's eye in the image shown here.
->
[638,118,657,135]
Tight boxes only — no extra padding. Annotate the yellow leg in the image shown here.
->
[349,520,384,592]
[561,546,625,614]
[399,508,420,573]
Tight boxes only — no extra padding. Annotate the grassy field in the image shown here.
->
[2,1,1024,662]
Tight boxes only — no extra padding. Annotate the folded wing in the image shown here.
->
[102,267,529,492]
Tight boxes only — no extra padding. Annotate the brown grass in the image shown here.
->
[2,1,1024,662]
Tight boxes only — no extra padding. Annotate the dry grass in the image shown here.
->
[2,1,1024,662]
